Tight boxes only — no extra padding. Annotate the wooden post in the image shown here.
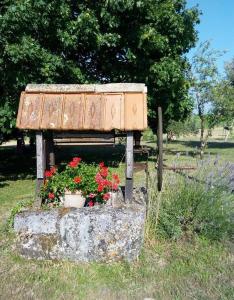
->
[125,131,134,202]
[134,131,142,148]
[46,133,55,168]
[157,107,163,191]
[34,131,46,209]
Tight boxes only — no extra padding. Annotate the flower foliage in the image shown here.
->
[40,157,120,207]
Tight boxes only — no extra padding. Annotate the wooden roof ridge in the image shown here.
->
[26,83,147,93]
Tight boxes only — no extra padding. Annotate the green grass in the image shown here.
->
[0,136,234,299]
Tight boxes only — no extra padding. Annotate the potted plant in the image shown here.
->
[40,158,120,208]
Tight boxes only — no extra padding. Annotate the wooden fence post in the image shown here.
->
[34,131,46,209]
[125,131,134,202]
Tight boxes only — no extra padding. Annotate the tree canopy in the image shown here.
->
[212,60,234,126]
[190,41,224,156]
[0,0,199,137]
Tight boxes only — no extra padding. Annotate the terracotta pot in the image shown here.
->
[63,190,85,208]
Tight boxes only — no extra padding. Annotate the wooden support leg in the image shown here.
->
[46,134,55,168]
[34,131,46,209]
[125,131,134,203]
[134,131,142,148]
[49,138,55,167]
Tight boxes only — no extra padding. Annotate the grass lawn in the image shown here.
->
[0,136,233,299]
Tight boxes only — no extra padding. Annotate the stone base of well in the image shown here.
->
[14,188,146,262]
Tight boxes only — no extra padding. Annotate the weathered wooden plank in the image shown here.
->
[26,83,147,93]
[56,142,114,146]
[35,131,46,208]
[54,137,114,143]
[34,178,43,209]
[124,93,145,130]
[83,94,104,130]
[103,93,123,130]
[125,131,134,202]
[120,93,125,130]
[54,132,115,139]
[16,92,25,128]
[36,131,45,178]
[143,92,148,128]
[18,93,42,129]
[40,94,63,129]
[62,94,85,129]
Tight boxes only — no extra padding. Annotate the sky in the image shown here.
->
[186,0,234,75]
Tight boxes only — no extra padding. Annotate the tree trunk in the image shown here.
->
[199,114,205,158]
[16,131,25,154]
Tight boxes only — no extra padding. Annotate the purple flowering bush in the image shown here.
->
[150,156,234,241]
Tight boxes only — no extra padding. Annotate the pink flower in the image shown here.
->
[112,183,118,190]
[88,201,94,207]
[48,192,55,199]
[89,193,96,198]
[103,193,110,201]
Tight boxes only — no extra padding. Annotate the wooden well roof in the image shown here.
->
[16,83,148,131]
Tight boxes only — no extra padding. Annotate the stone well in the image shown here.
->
[14,188,146,262]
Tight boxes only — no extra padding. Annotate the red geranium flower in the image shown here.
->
[100,167,108,177]
[88,201,94,207]
[103,179,111,187]
[112,174,120,184]
[95,173,103,184]
[73,157,81,163]
[68,161,78,168]
[45,170,53,177]
[50,166,57,174]
[103,193,110,201]
[97,184,104,192]
[112,183,118,190]
[73,176,82,183]
[99,161,105,168]
[48,192,55,199]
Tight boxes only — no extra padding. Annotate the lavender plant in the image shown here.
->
[148,156,234,241]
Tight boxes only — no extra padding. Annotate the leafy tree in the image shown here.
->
[166,115,199,140]
[225,58,234,85]
[190,41,224,157]
[211,61,234,140]
[0,0,199,138]
[212,81,234,125]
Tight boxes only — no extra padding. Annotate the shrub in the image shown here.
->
[147,159,234,241]
[7,199,33,231]
[166,117,200,139]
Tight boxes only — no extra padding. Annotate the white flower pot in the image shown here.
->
[63,191,85,208]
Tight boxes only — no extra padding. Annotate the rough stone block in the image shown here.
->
[14,189,146,262]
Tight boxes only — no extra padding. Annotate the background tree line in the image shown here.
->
[0,0,199,141]
[1,0,233,151]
